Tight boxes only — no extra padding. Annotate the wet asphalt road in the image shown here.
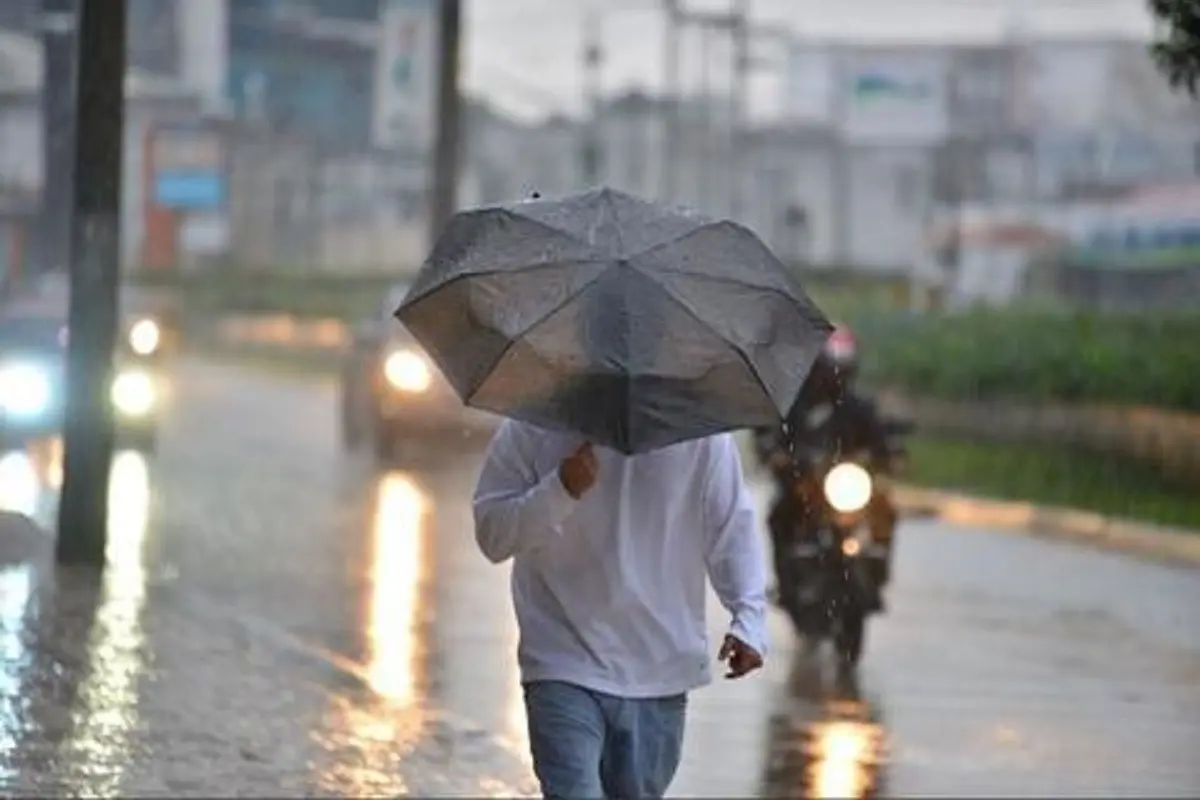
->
[1,356,1198,797]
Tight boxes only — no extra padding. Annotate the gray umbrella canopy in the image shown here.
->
[397,187,832,454]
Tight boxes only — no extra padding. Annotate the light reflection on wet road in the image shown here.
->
[0,356,1197,797]
[0,446,153,796]
[765,670,887,799]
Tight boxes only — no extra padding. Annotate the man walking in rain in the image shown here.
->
[472,414,769,798]
[392,186,822,797]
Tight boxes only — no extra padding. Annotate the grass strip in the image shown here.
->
[906,435,1200,531]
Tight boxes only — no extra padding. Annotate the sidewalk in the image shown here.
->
[892,485,1200,568]
[0,512,536,797]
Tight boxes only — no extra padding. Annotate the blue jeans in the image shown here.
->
[524,680,687,799]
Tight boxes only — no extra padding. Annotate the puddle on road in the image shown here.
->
[310,468,535,796]
[0,449,155,796]
[312,470,433,795]
[761,658,889,798]
[364,472,429,705]
[0,564,36,784]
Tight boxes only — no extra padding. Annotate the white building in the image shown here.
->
[0,29,201,269]
[767,34,1200,271]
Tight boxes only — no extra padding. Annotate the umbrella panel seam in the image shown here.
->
[635,266,830,330]
[458,265,614,407]
[625,268,786,418]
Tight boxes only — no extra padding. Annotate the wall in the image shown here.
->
[177,0,229,114]
[844,145,933,270]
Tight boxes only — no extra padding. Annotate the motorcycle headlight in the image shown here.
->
[0,362,52,417]
[111,369,156,417]
[823,462,872,514]
[128,318,161,356]
[383,350,432,393]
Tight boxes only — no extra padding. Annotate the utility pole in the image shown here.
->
[56,0,126,565]
[661,0,681,202]
[675,4,751,216]
[580,12,604,186]
[427,0,462,245]
[35,0,78,278]
[830,48,851,265]
[728,0,750,220]
[697,22,713,211]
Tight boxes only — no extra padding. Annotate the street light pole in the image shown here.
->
[729,0,750,220]
[56,0,127,564]
[427,0,462,245]
[661,0,681,202]
[580,12,604,186]
[35,0,78,277]
[675,4,751,216]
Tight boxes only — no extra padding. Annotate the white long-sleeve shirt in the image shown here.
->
[472,420,768,698]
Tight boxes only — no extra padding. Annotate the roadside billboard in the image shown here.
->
[838,50,950,146]
[373,0,439,151]
[149,125,225,209]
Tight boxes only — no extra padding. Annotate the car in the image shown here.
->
[0,276,167,453]
[339,283,495,461]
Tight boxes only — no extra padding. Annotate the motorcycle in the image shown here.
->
[763,409,912,668]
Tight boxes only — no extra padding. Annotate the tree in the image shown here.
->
[1149,0,1200,95]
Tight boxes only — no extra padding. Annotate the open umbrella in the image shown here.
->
[396,187,832,454]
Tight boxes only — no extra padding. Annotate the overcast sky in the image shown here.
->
[461,0,1156,120]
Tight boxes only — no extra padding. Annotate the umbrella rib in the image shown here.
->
[639,266,829,328]
[397,258,605,312]
[633,269,782,416]
[459,265,614,407]
[501,207,602,249]
[633,219,815,297]
[456,203,601,248]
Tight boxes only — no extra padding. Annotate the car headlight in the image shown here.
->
[0,362,52,417]
[128,318,161,356]
[111,370,156,417]
[823,462,873,514]
[0,451,39,516]
[383,350,432,393]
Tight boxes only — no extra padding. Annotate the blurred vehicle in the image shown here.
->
[121,281,180,358]
[0,275,165,452]
[339,283,495,461]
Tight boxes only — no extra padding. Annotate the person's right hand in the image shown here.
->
[559,441,599,499]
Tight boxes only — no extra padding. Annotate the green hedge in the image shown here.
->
[129,269,1198,413]
[907,435,1200,530]
[126,268,398,322]
[852,309,1200,413]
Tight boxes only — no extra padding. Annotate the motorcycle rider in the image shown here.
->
[759,324,901,603]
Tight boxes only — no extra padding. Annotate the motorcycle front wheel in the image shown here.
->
[834,611,866,667]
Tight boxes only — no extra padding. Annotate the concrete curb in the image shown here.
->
[893,484,1200,568]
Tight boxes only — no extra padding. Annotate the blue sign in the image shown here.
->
[154,171,224,209]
